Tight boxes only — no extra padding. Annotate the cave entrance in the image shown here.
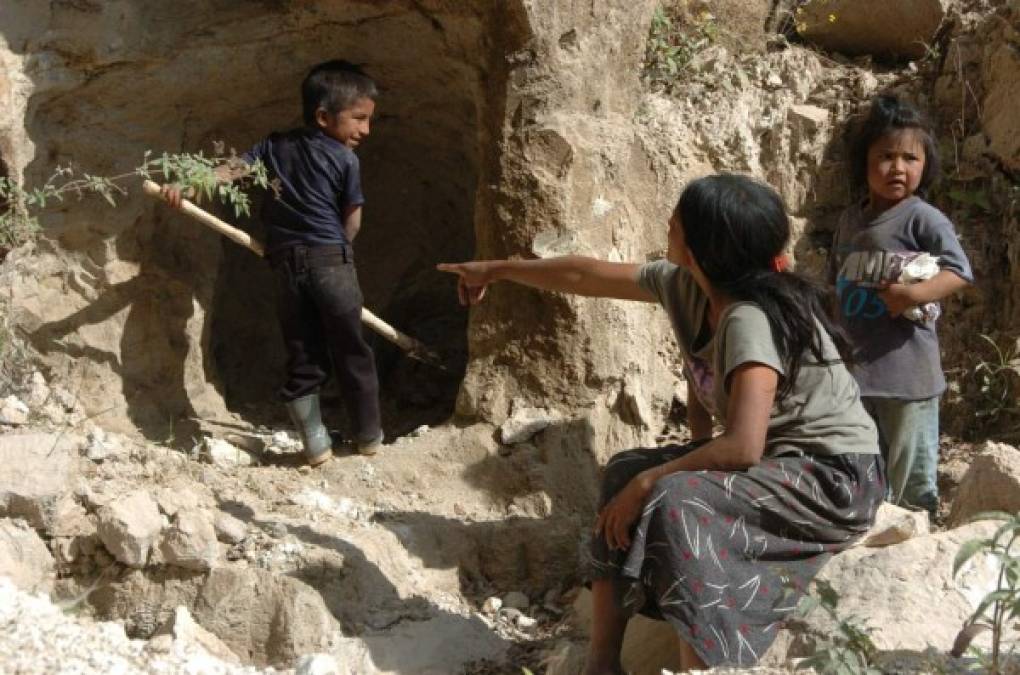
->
[208,11,484,438]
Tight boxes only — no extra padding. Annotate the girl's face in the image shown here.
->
[866,128,926,211]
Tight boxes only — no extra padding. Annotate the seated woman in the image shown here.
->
[439,174,883,672]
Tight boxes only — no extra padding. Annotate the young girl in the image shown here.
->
[829,95,973,516]
[439,174,884,671]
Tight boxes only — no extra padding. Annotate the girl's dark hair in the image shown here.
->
[851,94,940,197]
[301,60,378,127]
[676,174,852,399]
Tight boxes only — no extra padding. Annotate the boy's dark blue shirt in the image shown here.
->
[243,127,363,252]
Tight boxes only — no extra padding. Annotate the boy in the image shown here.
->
[164,60,383,465]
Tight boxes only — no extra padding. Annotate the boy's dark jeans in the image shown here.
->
[270,244,381,442]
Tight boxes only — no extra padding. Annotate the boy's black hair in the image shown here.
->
[851,94,941,197]
[676,174,852,400]
[301,60,378,127]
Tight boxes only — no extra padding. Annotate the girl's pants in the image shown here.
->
[270,244,382,443]
[861,396,940,514]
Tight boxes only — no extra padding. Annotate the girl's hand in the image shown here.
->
[595,471,655,550]
[436,261,496,305]
[878,282,920,317]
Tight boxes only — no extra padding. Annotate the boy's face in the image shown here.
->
[866,129,926,211]
[317,96,375,149]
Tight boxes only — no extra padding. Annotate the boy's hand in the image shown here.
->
[436,261,495,306]
[160,184,192,210]
[878,282,921,317]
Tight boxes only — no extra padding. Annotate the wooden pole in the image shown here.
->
[142,179,440,365]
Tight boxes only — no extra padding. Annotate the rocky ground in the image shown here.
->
[2,366,1020,674]
[1,0,1019,673]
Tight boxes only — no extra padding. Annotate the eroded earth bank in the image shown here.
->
[1,0,1019,673]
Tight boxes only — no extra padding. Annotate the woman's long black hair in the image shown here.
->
[676,174,852,399]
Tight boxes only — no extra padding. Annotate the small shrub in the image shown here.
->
[794,578,881,674]
[642,4,718,89]
[953,511,1020,673]
[967,334,1020,438]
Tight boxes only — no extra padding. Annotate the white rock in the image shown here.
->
[155,486,203,517]
[50,386,78,411]
[502,590,530,610]
[0,518,55,593]
[0,433,79,531]
[531,229,583,259]
[592,196,613,218]
[482,596,502,614]
[408,424,430,438]
[27,371,50,407]
[270,431,300,451]
[213,512,247,544]
[499,401,561,444]
[97,490,163,568]
[84,427,124,463]
[203,437,256,467]
[159,508,219,570]
[153,605,240,663]
[0,396,29,425]
[295,653,341,675]
[291,490,365,521]
[515,614,537,630]
[860,502,929,547]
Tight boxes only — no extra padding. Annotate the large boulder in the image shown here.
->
[0,432,79,531]
[0,518,55,594]
[96,490,163,568]
[948,441,1020,528]
[796,0,949,60]
[788,521,1002,657]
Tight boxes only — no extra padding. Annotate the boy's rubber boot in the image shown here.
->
[286,394,332,466]
[356,430,384,456]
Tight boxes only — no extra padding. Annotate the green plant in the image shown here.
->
[642,4,719,88]
[794,578,881,674]
[969,334,1020,435]
[0,143,267,254]
[952,511,1020,673]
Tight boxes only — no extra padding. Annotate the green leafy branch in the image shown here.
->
[794,578,881,674]
[953,511,1020,673]
[0,142,268,254]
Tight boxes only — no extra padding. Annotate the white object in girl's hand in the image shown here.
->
[894,252,941,323]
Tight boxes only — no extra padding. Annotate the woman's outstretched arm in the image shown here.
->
[437,256,655,305]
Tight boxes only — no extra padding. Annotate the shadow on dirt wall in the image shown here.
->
[26,217,215,447]
[372,418,606,596]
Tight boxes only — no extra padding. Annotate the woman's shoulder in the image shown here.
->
[719,302,771,337]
